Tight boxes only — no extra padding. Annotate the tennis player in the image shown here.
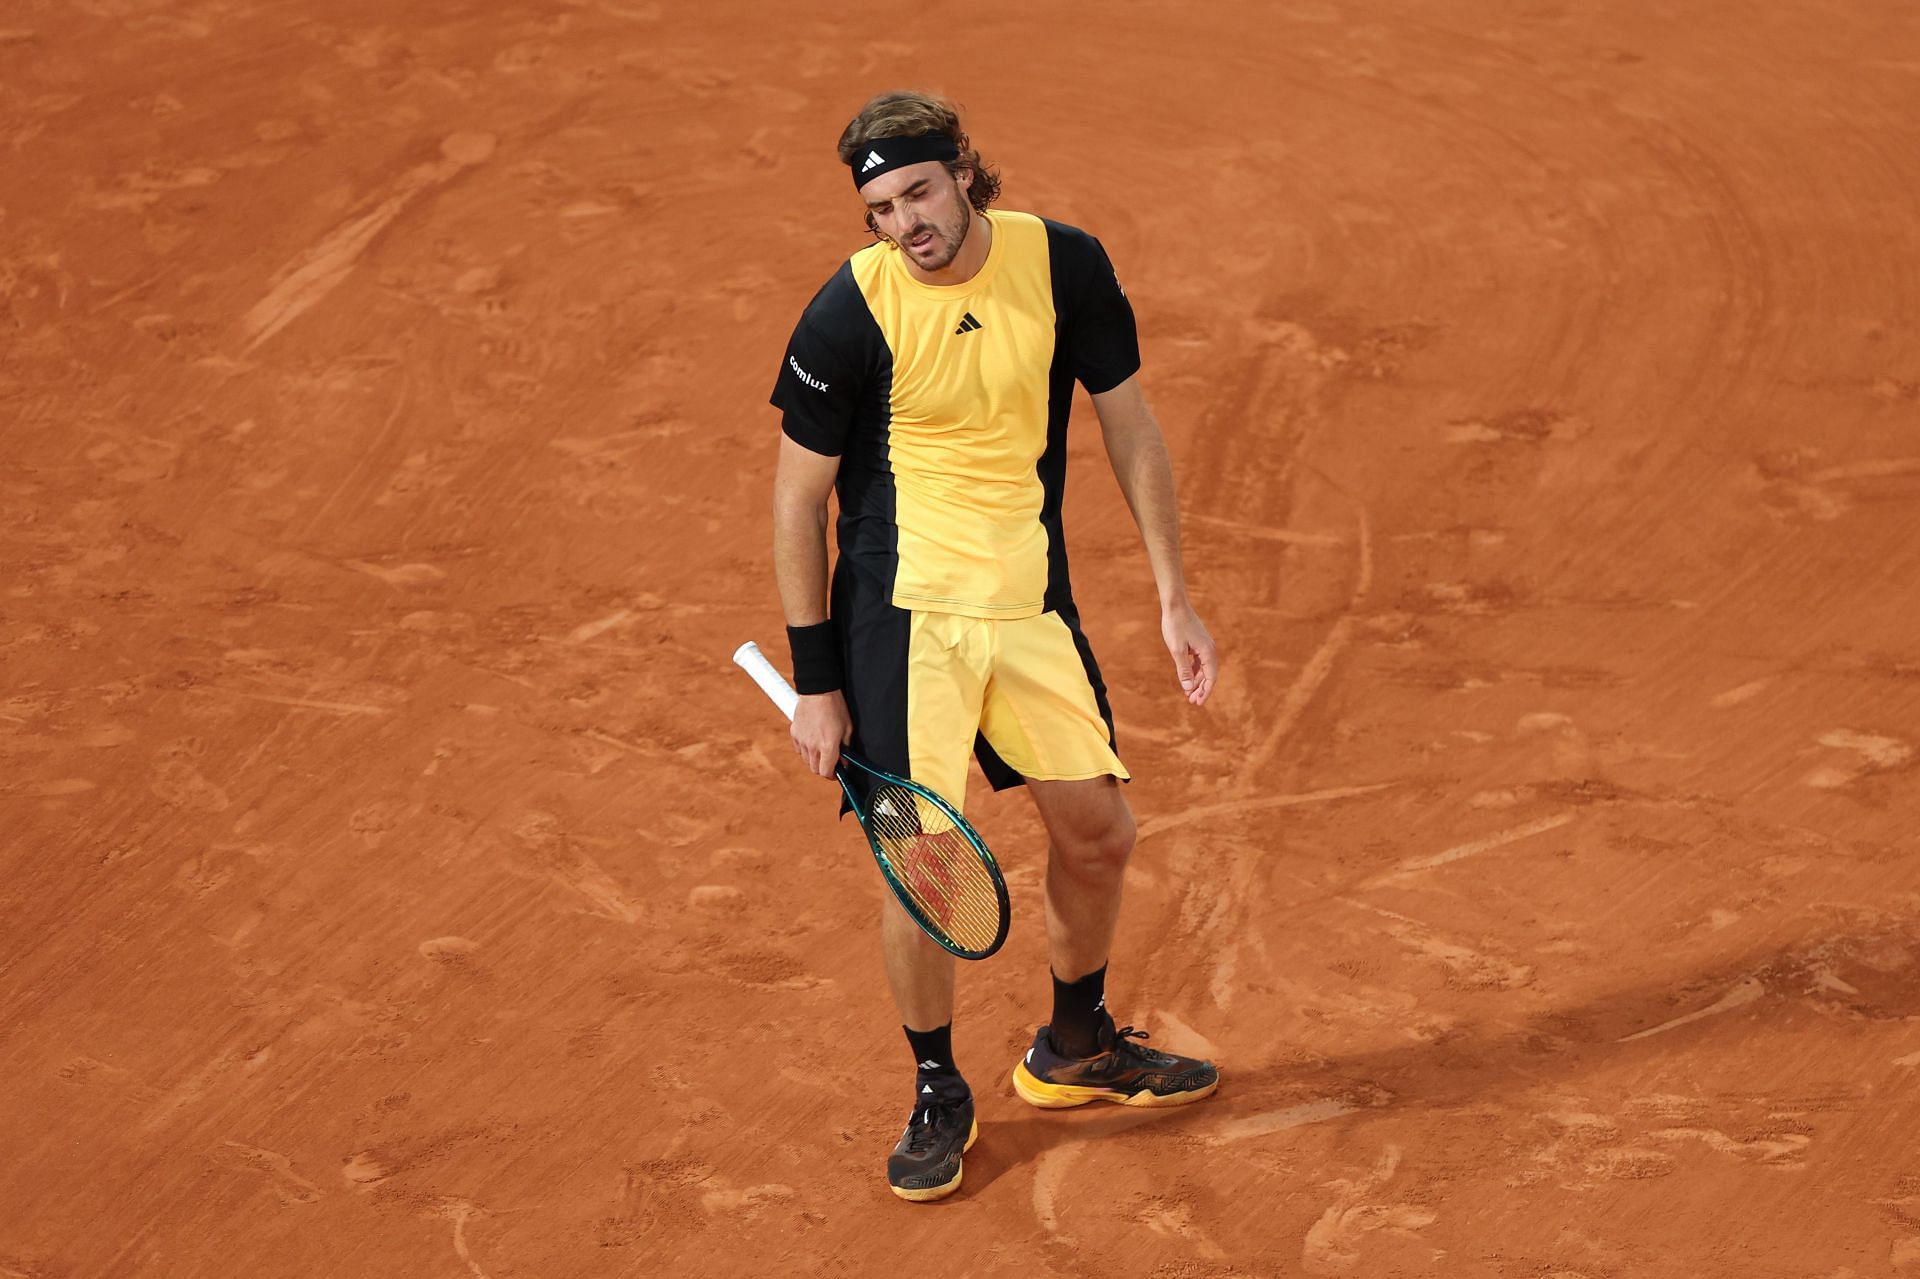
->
[768,90,1221,1202]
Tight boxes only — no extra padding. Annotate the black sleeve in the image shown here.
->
[769,265,875,457]
[1055,225,1141,394]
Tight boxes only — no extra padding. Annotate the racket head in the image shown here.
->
[837,756,1010,961]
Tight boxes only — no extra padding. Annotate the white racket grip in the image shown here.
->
[732,640,800,722]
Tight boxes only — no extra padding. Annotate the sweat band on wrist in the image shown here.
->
[786,621,844,695]
[849,131,961,190]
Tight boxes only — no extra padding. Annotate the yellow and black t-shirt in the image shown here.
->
[770,210,1140,619]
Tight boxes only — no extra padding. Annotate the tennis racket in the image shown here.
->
[732,640,1011,961]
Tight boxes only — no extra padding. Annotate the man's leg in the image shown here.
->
[881,889,957,1031]
[1029,774,1135,986]
[879,891,975,1201]
[878,610,987,1201]
[1012,774,1218,1108]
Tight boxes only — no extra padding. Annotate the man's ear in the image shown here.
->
[955,164,974,193]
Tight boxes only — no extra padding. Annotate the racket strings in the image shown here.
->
[868,784,1002,953]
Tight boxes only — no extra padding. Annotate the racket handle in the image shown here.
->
[732,640,800,722]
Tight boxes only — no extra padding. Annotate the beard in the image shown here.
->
[900,198,972,271]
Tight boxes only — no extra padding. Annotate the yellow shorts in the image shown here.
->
[904,609,1130,805]
[834,567,1128,807]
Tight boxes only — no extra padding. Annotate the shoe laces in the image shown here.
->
[1110,1026,1177,1067]
[903,1102,959,1154]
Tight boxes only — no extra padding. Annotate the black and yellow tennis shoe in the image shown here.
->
[1011,1019,1219,1108]
[887,1093,978,1202]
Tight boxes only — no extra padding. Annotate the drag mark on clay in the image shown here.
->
[1188,512,1349,547]
[1809,457,1920,484]
[439,1199,492,1279]
[510,812,644,924]
[239,132,496,352]
[1515,1095,1817,1186]
[1365,813,1574,884]
[216,1142,322,1205]
[1136,1200,1230,1260]
[1030,1144,1083,1242]
[347,559,446,587]
[340,1152,392,1187]
[1348,903,1535,989]
[1301,1145,1437,1276]
[550,850,643,924]
[16,778,96,796]
[1211,943,1238,1012]
[1617,976,1765,1042]
[1137,782,1397,841]
[699,1183,796,1213]
[1147,1009,1220,1061]
[1647,1126,1809,1166]
[1203,1098,1359,1144]
[1804,730,1913,789]
[201,686,393,716]
[1238,502,1373,788]
[579,728,672,760]
[1710,676,1776,708]
[565,610,635,644]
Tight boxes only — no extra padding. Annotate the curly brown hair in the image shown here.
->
[836,90,1002,236]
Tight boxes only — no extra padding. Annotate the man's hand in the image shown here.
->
[1162,602,1219,706]
[792,690,853,777]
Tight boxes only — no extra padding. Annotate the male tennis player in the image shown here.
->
[768,90,1220,1202]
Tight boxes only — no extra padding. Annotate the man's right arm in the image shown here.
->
[772,433,852,778]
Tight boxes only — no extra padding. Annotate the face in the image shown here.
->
[860,160,975,273]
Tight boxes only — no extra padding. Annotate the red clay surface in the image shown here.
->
[5,2,1920,1276]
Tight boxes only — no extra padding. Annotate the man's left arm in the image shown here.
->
[1090,375,1220,707]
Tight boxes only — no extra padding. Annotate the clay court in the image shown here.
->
[5,1,1919,1275]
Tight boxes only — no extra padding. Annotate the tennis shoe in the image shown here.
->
[1011,1016,1219,1108]
[887,1092,977,1202]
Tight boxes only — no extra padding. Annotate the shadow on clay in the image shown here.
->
[1204,905,1920,1123]
[942,905,1920,1197]
[957,1105,1208,1197]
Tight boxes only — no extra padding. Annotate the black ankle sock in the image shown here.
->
[904,1024,968,1102]
[1048,965,1109,1058]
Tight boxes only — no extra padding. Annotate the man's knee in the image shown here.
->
[1050,802,1136,880]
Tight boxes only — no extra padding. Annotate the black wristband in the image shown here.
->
[786,621,844,695]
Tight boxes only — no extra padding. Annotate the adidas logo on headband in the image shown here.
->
[850,132,962,189]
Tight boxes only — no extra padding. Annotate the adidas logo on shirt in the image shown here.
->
[861,150,884,172]
[954,311,983,335]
